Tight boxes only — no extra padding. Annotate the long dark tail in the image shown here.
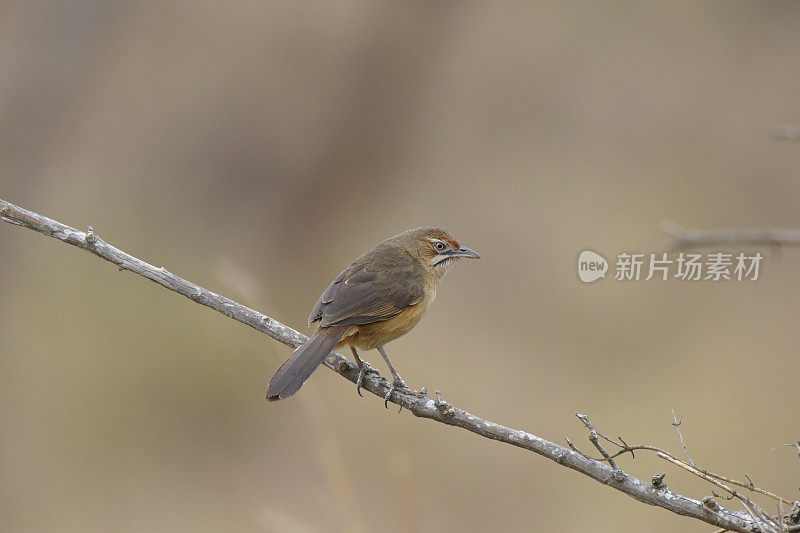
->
[266,326,348,401]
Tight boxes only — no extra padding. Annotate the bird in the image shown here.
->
[266,227,479,403]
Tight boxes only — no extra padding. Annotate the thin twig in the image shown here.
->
[702,469,788,505]
[0,198,776,533]
[576,414,621,471]
[716,521,800,533]
[658,452,780,533]
[742,497,781,533]
[583,441,792,506]
[783,441,800,460]
[672,409,695,467]
[656,452,732,497]
[573,414,797,532]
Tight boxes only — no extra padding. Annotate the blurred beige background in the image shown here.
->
[2,2,800,532]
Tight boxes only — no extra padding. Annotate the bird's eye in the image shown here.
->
[434,241,446,252]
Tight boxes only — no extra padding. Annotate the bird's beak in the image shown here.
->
[450,246,480,259]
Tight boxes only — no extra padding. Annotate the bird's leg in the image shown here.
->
[377,345,409,407]
[351,346,377,397]
[376,345,408,387]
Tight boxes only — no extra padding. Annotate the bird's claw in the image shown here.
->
[355,362,379,397]
[384,378,410,409]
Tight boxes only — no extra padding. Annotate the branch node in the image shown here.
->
[433,390,455,418]
[652,473,666,487]
[703,496,721,511]
[789,501,800,524]
[85,226,96,244]
[437,402,455,419]
[618,436,634,459]
[612,469,627,483]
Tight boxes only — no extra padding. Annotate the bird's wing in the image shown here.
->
[308,246,425,327]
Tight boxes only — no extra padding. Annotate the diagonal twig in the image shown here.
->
[576,413,625,472]
[672,409,695,467]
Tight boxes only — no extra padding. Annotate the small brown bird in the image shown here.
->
[266,227,479,402]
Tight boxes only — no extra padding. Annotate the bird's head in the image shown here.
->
[394,227,480,278]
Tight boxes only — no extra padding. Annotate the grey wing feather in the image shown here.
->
[308,247,424,328]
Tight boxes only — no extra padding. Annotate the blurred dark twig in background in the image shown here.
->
[662,219,800,250]
[773,125,800,141]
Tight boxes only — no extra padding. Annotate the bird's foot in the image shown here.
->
[355,361,379,397]
[384,377,410,408]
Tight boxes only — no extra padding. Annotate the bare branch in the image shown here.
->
[0,198,776,533]
[662,219,800,250]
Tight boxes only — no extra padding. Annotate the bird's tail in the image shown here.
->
[266,326,349,401]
